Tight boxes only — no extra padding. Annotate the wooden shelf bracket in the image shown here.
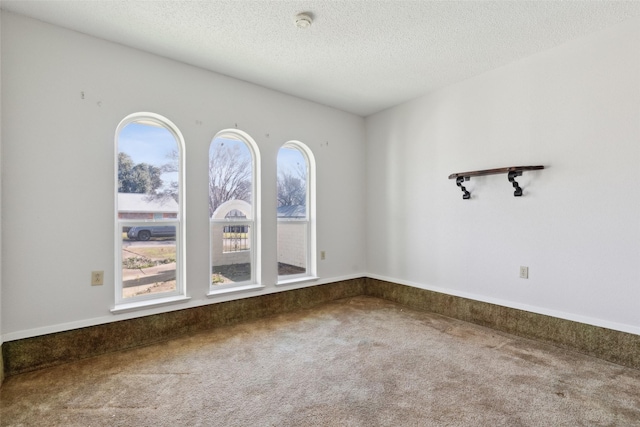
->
[448,166,544,200]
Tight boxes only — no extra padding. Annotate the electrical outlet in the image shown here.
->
[320,251,326,260]
[91,271,104,286]
[519,266,529,279]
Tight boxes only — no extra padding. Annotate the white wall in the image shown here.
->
[3,10,639,343]
[1,12,366,340]
[366,17,640,335]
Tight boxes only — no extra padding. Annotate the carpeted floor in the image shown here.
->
[1,296,640,426]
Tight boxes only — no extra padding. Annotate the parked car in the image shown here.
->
[127,225,175,241]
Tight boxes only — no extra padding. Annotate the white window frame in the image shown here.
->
[112,113,188,313]
[277,141,317,285]
[208,129,261,296]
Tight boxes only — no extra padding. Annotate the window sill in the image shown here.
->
[111,295,191,314]
[207,283,265,298]
[276,276,319,287]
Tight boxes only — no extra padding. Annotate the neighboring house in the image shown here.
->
[117,193,178,220]
[277,205,305,219]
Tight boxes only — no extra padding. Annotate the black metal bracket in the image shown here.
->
[456,176,470,200]
[507,171,523,197]
[449,166,543,200]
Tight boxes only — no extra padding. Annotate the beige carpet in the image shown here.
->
[1,296,640,426]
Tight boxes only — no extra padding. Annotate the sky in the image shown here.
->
[209,136,252,161]
[118,121,179,190]
[119,123,307,191]
[118,122,177,166]
[210,137,306,177]
[277,146,306,177]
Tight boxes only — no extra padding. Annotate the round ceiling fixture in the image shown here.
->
[294,12,312,29]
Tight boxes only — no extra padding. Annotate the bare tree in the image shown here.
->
[155,150,179,203]
[277,170,306,207]
[209,142,252,217]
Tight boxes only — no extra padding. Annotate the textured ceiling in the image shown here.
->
[2,1,640,116]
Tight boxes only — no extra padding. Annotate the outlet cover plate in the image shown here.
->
[91,271,104,286]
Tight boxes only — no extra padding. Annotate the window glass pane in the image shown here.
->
[121,225,177,299]
[115,115,183,305]
[277,147,307,218]
[210,133,256,288]
[277,144,309,278]
[211,223,252,285]
[277,222,307,276]
[209,137,253,219]
[118,121,180,215]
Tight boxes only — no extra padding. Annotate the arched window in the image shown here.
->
[277,141,315,282]
[114,113,186,309]
[209,130,260,292]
